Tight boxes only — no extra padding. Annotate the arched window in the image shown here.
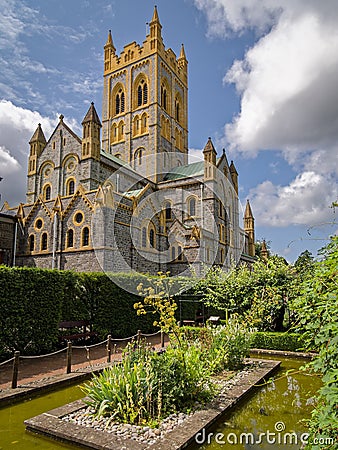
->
[29,235,35,252]
[149,228,155,248]
[41,233,48,251]
[44,185,51,201]
[164,201,172,220]
[220,248,225,263]
[161,85,167,110]
[137,80,148,107]
[134,148,143,167]
[82,227,90,246]
[188,197,196,216]
[142,227,147,247]
[67,179,75,196]
[143,83,148,103]
[115,88,125,115]
[171,246,176,261]
[141,113,147,134]
[67,229,74,248]
[177,245,183,261]
[137,85,142,107]
[175,101,180,122]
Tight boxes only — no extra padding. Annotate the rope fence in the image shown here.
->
[0,329,167,389]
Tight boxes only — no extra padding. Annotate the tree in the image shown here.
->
[194,256,298,331]
[293,249,315,278]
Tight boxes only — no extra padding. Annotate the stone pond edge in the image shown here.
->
[24,359,281,450]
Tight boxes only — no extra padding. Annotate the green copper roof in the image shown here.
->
[164,161,204,181]
[100,151,131,167]
[123,188,143,198]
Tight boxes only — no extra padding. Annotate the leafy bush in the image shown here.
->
[292,236,338,448]
[251,332,307,352]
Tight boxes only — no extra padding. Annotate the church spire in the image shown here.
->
[151,5,160,24]
[28,124,46,176]
[203,137,217,180]
[104,30,116,72]
[149,5,163,49]
[104,29,116,52]
[179,43,187,60]
[244,199,255,257]
[229,160,238,194]
[81,103,102,161]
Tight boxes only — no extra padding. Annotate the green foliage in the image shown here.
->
[292,236,338,448]
[250,332,307,352]
[83,318,252,426]
[181,319,253,371]
[82,341,214,425]
[0,266,66,355]
[293,249,315,279]
[0,267,160,358]
[194,256,297,331]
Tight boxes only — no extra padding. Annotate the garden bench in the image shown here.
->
[58,320,97,344]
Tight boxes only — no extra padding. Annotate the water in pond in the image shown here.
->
[190,356,321,450]
[0,384,83,449]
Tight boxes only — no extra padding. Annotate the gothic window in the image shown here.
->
[67,229,74,248]
[137,80,148,107]
[134,148,143,166]
[161,85,167,110]
[220,248,225,263]
[171,246,176,261]
[115,94,120,115]
[149,228,155,248]
[118,121,125,141]
[164,201,172,220]
[175,101,180,122]
[82,227,90,246]
[142,227,147,247]
[66,180,75,195]
[41,232,48,251]
[187,197,196,216]
[177,245,183,261]
[44,185,51,201]
[29,235,35,252]
[143,83,148,104]
[115,88,125,115]
[141,113,148,133]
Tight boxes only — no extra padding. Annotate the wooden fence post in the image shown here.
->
[66,342,72,374]
[11,351,20,389]
[137,329,141,345]
[107,335,111,363]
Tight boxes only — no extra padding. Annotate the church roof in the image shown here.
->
[29,123,47,144]
[164,161,204,181]
[164,157,221,181]
[123,188,144,198]
[82,102,102,126]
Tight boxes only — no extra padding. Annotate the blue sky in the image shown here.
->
[0,0,337,262]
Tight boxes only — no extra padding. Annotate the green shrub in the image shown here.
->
[82,341,214,425]
[0,266,67,355]
[251,331,307,352]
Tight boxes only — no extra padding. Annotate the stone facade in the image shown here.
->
[1,6,255,275]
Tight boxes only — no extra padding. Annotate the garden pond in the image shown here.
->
[0,356,321,449]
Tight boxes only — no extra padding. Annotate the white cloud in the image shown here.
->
[248,171,338,227]
[0,146,21,173]
[0,100,56,206]
[194,0,338,229]
[188,147,204,163]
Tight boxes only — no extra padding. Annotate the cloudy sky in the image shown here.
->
[0,0,337,262]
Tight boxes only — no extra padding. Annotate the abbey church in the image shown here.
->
[1,7,255,274]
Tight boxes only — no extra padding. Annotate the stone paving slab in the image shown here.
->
[25,359,281,450]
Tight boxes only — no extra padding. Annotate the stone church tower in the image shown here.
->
[101,6,188,182]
